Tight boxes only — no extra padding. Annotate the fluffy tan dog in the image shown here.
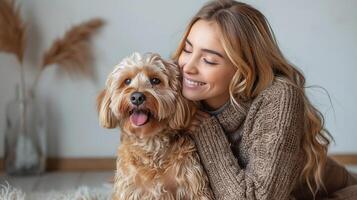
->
[97,52,213,200]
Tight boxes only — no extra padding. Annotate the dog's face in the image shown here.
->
[97,52,192,138]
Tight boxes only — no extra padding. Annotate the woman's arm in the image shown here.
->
[191,85,304,200]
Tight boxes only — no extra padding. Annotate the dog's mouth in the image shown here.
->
[129,108,151,127]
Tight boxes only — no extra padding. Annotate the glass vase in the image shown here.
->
[4,85,47,176]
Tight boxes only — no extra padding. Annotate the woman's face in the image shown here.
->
[178,20,236,110]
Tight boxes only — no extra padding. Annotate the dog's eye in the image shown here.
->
[150,78,161,85]
[124,79,131,85]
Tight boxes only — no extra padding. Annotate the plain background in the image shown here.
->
[0,0,356,158]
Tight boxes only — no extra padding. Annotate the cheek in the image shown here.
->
[208,68,235,88]
[202,69,221,85]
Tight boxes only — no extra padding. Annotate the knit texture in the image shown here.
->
[191,80,305,200]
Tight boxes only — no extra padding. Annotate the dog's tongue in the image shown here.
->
[130,111,148,126]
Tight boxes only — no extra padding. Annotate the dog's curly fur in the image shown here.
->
[97,52,214,200]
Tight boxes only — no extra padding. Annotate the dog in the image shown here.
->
[97,52,214,200]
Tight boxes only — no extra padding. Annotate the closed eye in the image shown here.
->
[183,48,192,53]
[203,58,217,65]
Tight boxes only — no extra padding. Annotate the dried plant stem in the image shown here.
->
[0,0,27,133]
[30,68,42,96]
[18,62,27,136]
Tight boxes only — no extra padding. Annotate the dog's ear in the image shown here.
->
[169,95,196,130]
[97,89,118,129]
[163,59,196,130]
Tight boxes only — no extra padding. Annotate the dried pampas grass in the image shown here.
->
[0,0,26,63]
[31,18,105,91]
[42,18,104,77]
[0,0,105,93]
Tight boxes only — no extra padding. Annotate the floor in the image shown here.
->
[0,166,357,194]
[0,171,114,194]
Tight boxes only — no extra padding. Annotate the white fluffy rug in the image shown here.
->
[0,182,112,200]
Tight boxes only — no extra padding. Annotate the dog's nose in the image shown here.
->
[130,92,146,106]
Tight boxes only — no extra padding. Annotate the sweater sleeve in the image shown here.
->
[191,86,304,200]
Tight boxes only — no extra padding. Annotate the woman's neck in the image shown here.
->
[202,94,231,110]
[201,100,230,115]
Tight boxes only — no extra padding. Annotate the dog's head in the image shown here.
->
[97,52,193,138]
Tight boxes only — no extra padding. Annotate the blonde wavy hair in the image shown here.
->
[171,0,334,197]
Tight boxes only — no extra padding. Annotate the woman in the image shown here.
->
[171,0,357,199]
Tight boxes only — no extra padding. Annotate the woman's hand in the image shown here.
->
[187,110,211,134]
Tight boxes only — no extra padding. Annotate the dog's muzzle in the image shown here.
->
[130,92,146,106]
[129,92,151,126]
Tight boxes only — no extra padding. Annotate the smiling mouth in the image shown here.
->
[183,77,206,87]
[129,108,151,126]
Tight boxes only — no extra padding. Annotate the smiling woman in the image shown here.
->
[171,0,357,199]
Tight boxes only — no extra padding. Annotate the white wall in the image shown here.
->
[0,0,356,158]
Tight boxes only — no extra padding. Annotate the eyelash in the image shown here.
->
[183,48,217,65]
[183,48,191,53]
[203,59,217,65]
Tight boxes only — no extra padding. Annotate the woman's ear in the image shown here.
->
[97,89,118,129]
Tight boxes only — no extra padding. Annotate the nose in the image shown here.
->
[130,92,146,106]
[181,55,198,74]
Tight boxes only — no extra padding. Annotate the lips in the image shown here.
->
[129,109,151,126]
[183,77,206,88]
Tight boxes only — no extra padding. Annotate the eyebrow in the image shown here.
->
[185,39,224,58]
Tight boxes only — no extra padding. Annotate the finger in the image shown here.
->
[190,121,200,127]
[188,121,200,129]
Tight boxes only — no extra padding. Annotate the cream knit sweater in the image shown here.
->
[191,80,306,200]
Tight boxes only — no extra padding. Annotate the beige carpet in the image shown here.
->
[0,183,111,200]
